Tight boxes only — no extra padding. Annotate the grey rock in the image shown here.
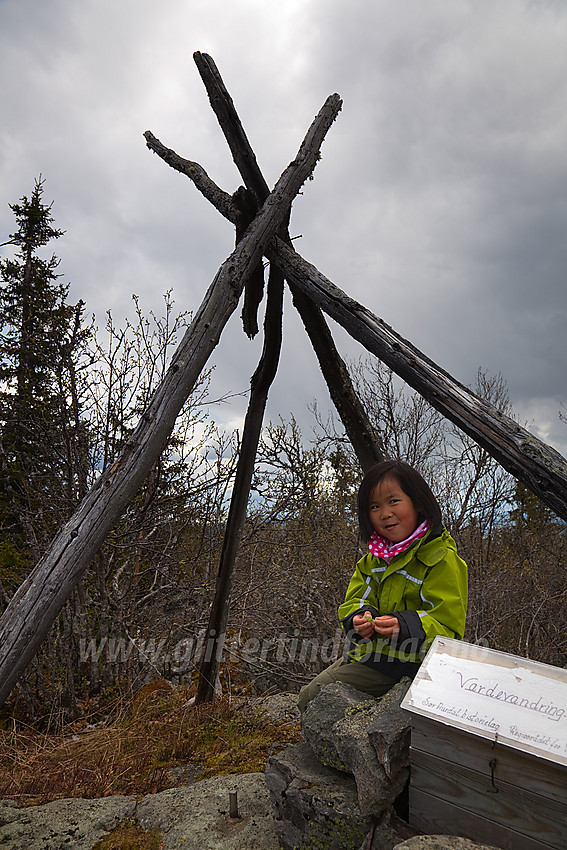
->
[301,680,412,817]
[0,773,280,850]
[394,837,502,850]
[266,741,369,850]
[301,681,375,771]
[333,702,409,817]
[137,772,280,850]
[251,691,301,725]
[367,679,412,779]
[0,796,136,850]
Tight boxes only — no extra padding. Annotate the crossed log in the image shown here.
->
[0,54,566,707]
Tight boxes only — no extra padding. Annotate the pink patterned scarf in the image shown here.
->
[368,520,430,560]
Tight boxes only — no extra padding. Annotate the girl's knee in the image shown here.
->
[298,680,320,714]
[297,660,345,713]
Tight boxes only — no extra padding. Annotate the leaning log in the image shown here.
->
[0,94,341,709]
[268,239,567,521]
[196,181,287,703]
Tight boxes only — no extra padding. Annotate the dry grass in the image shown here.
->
[0,687,300,806]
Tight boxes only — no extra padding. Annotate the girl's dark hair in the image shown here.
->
[357,460,442,544]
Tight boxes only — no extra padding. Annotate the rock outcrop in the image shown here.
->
[0,690,503,850]
[266,681,412,849]
[265,740,370,850]
[266,682,502,850]
[0,796,137,850]
[0,773,280,850]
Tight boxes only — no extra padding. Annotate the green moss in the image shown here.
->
[91,818,163,850]
[299,812,367,850]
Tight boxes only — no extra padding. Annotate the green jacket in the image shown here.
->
[338,527,467,680]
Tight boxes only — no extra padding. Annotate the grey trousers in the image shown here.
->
[297,657,396,713]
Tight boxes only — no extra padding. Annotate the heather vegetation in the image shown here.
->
[0,686,300,805]
[1,179,566,772]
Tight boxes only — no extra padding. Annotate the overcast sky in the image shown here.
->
[1,0,566,460]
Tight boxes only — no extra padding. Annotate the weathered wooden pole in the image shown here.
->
[195,263,285,703]
[194,52,382,702]
[189,52,383,700]
[197,52,385,470]
[0,92,341,709]
[195,174,287,702]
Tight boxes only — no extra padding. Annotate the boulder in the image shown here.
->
[251,691,301,725]
[367,679,412,779]
[300,680,412,817]
[301,681,375,771]
[332,701,409,817]
[266,741,378,850]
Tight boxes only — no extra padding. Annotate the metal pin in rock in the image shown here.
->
[229,789,240,819]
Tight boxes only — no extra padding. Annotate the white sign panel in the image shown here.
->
[401,636,567,766]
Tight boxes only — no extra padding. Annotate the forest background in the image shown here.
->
[1,179,566,726]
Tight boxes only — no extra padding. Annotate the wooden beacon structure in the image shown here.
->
[1,59,567,848]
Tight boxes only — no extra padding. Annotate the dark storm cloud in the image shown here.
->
[1,0,566,454]
[290,0,567,451]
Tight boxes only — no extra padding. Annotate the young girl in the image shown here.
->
[298,460,467,712]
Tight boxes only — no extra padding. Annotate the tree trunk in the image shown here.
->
[0,93,340,709]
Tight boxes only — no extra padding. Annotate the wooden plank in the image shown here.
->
[401,637,567,767]
[411,747,567,828]
[410,752,567,846]
[410,715,567,806]
[410,787,557,850]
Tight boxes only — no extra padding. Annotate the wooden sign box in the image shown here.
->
[401,637,567,850]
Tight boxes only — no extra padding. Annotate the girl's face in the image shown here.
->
[368,475,419,542]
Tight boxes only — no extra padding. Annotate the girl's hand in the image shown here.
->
[353,611,376,639]
[373,615,400,637]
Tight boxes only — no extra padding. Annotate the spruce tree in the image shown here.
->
[0,177,90,582]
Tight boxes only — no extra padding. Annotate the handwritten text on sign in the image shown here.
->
[401,637,567,765]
